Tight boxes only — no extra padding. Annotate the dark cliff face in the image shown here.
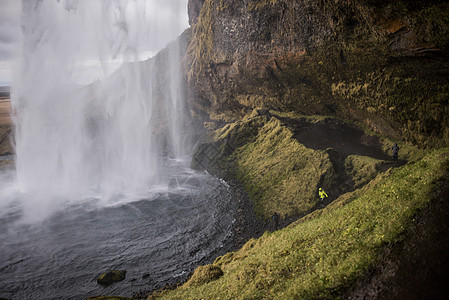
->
[185,0,449,147]
[188,0,205,26]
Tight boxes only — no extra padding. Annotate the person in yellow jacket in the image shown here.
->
[319,188,328,201]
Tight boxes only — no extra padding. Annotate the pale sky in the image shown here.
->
[0,0,189,86]
[0,0,20,85]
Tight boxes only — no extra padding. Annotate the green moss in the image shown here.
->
[213,115,266,145]
[188,0,215,81]
[345,155,386,189]
[209,109,247,123]
[269,110,333,123]
[231,118,332,218]
[217,0,229,11]
[309,2,449,147]
[158,148,449,299]
[332,66,449,147]
[213,252,235,267]
[183,265,224,287]
[409,3,449,50]
[314,2,449,147]
[190,115,267,172]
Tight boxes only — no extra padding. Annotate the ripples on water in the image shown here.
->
[0,160,236,300]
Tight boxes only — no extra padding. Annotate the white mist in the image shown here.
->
[11,0,190,211]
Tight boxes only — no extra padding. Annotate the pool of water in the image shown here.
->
[0,160,236,299]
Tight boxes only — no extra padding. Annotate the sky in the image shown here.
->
[0,0,20,86]
[0,0,189,86]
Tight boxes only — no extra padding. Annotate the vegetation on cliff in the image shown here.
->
[181,111,449,299]
[231,116,332,218]
[153,148,449,299]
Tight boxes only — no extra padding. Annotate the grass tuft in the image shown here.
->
[183,265,224,288]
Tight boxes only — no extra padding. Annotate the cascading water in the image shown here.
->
[0,1,237,299]
[13,0,190,201]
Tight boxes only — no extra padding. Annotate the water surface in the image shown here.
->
[0,159,236,300]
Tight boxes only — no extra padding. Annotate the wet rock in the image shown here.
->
[96,270,126,286]
[188,0,205,26]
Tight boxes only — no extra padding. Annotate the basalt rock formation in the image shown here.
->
[185,0,449,147]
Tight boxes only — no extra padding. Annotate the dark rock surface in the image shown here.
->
[97,270,127,286]
[187,0,205,26]
[185,0,449,147]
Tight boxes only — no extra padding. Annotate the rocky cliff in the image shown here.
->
[168,2,449,298]
[185,0,449,147]
[80,2,449,298]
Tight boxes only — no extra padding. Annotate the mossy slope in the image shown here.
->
[231,117,333,218]
[192,113,394,219]
[154,148,449,299]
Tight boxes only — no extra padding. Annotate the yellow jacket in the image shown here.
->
[319,189,328,198]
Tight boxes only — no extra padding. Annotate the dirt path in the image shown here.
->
[285,117,391,160]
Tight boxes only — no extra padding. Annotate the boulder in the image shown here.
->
[96,270,126,286]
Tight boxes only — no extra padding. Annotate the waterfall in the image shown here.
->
[11,0,190,202]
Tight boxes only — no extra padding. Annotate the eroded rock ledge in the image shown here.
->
[184,0,449,148]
